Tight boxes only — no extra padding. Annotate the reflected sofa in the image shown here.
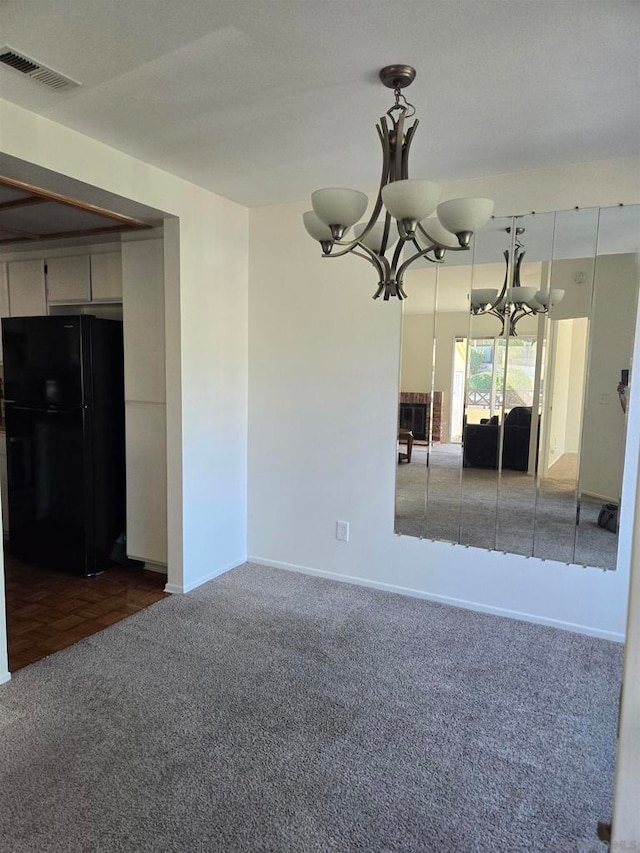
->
[462,406,535,471]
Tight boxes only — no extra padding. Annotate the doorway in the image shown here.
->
[0,161,172,677]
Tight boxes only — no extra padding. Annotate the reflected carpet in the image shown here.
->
[396,444,617,569]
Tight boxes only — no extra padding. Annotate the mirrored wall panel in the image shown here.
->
[395,205,640,569]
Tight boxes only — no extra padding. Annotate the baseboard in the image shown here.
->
[248,556,625,643]
[140,561,167,575]
[164,557,245,594]
[0,671,11,686]
[581,490,619,504]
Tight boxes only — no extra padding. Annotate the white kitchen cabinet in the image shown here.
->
[46,255,90,303]
[90,252,123,301]
[125,402,167,566]
[7,258,47,316]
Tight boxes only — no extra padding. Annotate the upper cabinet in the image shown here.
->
[46,255,91,303]
[90,252,123,302]
[7,258,47,316]
[47,251,123,303]
[0,246,124,318]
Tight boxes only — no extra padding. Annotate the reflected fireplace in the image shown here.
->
[398,392,442,442]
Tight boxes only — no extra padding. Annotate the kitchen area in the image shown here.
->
[0,176,169,671]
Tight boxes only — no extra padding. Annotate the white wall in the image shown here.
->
[566,320,588,453]
[248,158,640,642]
[400,314,433,393]
[612,282,640,848]
[545,318,587,469]
[580,253,639,502]
[0,98,249,679]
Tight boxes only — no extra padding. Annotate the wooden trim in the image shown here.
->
[0,237,30,245]
[0,196,46,212]
[0,174,151,229]
[0,222,41,240]
[0,223,147,245]
[39,224,146,240]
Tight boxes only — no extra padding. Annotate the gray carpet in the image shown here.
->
[0,564,621,853]
[396,444,618,569]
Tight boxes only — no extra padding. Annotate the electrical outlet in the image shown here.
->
[336,520,350,542]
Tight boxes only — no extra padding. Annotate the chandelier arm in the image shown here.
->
[375,123,394,255]
[411,238,445,264]
[514,246,525,286]
[416,223,470,254]
[322,242,386,281]
[379,209,393,259]
[391,110,405,183]
[400,119,419,180]
[351,246,388,281]
[509,305,535,336]
[325,242,366,258]
[390,236,407,277]
[395,241,445,281]
[485,248,511,311]
[333,118,392,258]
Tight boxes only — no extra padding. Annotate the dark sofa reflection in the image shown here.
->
[462,406,536,471]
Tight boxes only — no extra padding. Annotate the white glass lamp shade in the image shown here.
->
[353,221,394,255]
[535,288,565,309]
[381,179,441,223]
[436,197,494,234]
[471,288,499,309]
[508,286,537,306]
[311,188,368,229]
[418,216,459,249]
[303,211,333,242]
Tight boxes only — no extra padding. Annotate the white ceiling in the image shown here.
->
[0,0,638,209]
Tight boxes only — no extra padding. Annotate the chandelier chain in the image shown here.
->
[386,88,416,121]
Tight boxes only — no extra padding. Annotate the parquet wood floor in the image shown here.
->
[4,553,168,672]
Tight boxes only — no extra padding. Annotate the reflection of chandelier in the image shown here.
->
[302,65,494,301]
[470,227,565,336]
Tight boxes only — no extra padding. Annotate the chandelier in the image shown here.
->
[303,65,494,300]
[469,227,565,336]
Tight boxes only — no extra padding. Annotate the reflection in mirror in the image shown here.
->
[534,207,598,563]
[395,204,640,571]
[573,205,640,568]
[423,261,474,543]
[458,218,515,551]
[495,212,555,557]
[394,266,436,538]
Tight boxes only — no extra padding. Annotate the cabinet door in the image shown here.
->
[91,252,123,301]
[8,258,47,316]
[46,255,90,303]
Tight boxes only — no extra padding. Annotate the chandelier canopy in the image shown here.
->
[470,226,565,336]
[303,65,494,300]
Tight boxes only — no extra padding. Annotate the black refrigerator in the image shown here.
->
[2,315,126,576]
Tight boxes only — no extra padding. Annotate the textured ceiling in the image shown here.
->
[0,0,638,208]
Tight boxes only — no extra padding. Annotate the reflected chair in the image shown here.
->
[398,428,414,463]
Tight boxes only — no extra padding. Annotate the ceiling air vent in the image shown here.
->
[0,46,80,91]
